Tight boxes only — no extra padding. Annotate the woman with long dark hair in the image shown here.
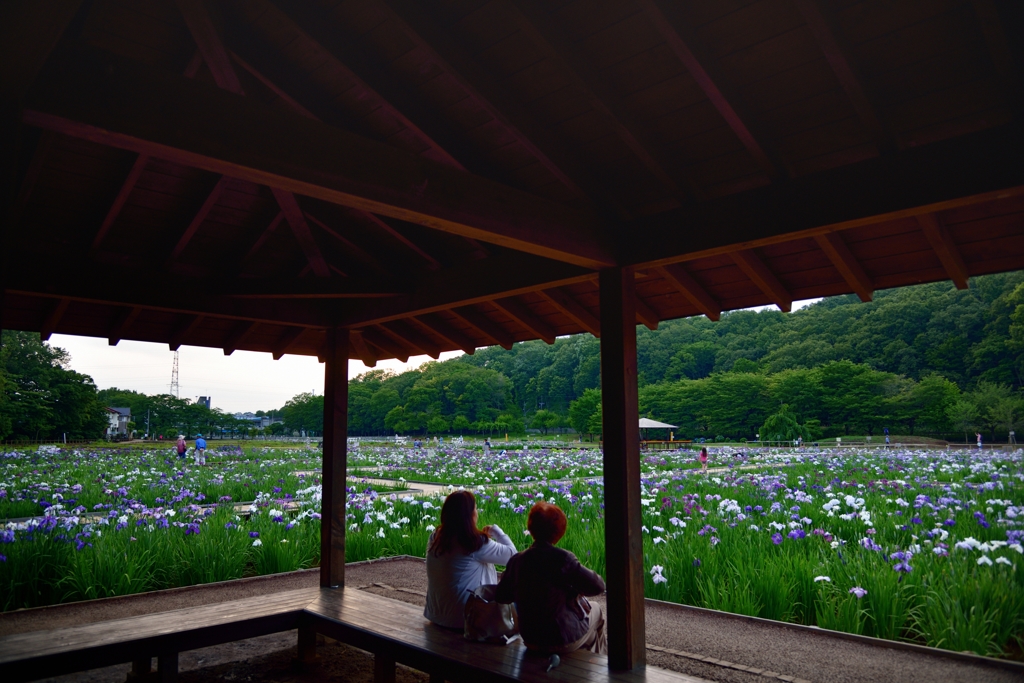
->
[424,490,516,628]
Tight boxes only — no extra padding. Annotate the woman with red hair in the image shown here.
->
[496,502,607,654]
[424,490,516,629]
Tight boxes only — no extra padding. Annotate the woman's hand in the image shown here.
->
[481,525,493,536]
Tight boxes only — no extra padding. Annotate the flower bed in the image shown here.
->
[2,445,1021,658]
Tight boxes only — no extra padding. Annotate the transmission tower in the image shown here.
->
[170,350,180,398]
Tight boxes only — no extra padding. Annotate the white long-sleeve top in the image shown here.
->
[423,524,516,628]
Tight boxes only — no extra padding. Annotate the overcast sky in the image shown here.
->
[51,300,820,414]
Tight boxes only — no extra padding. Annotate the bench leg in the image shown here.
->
[374,654,396,683]
[294,624,319,669]
[157,653,177,683]
[126,657,152,682]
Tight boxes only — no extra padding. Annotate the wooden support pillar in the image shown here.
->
[126,657,152,681]
[295,621,319,668]
[321,328,349,588]
[598,267,645,671]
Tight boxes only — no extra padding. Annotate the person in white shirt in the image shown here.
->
[424,490,516,629]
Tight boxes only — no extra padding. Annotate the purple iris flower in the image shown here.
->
[771,533,784,545]
[849,587,867,599]
[249,531,260,538]
[787,529,806,540]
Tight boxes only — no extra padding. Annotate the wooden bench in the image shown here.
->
[0,587,705,683]
[0,588,316,683]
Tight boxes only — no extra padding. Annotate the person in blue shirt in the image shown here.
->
[194,434,207,466]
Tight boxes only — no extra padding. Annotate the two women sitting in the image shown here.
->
[424,491,607,655]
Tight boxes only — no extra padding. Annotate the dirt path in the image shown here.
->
[5,558,1019,683]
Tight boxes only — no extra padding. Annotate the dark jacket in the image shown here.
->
[495,542,605,648]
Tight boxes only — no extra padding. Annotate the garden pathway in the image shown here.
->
[5,557,1020,683]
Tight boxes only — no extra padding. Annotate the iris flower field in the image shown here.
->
[1,443,1022,658]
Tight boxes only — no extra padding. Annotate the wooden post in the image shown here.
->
[156,653,177,683]
[321,328,349,588]
[598,267,645,670]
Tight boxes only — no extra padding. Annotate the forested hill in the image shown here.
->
[346,271,1024,441]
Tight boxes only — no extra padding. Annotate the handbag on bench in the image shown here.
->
[463,584,520,645]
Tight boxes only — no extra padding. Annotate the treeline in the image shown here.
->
[339,272,1024,441]
[95,388,286,440]
[0,331,107,442]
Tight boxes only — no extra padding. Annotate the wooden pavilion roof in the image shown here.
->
[3,0,1023,364]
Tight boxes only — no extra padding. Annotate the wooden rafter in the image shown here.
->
[362,326,410,363]
[627,124,1024,268]
[813,232,874,302]
[39,297,70,341]
[730,250,793,312]
[349,329,377,368]
[791,0,892,153]
[304,211,387,276]
[345,210,440,271]
[411,314,477,356]
[637,0,781,180]
[511,0,689,203]
[380,0,598,203]
[449,306,515,350]
[634,295,660,331]
[223,321,260,356]
[917,214,969,289]
[168,314,205,351]
[0,0,84,102]
[93,153,149,251]
[176,0,244,96]
[272,188,330,278]
[107,306,141,346]
[381,320,441,359]
[236,210,285,271]
[538,288,600,338]
[272,326,306,360]
[25,44,613,269]
[491,297,555,345]
[655,264,721,321]
[972,0,1024,117]
[15,131,52,220]
[228,49,317,120]
[167,175,228,264]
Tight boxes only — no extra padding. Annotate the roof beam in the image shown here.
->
[25,45,612,269]
[345,211,441,271]
[271,188,330,278]
[223,321,260,356]
[449,306,515,350]
[538,288,600,338]
[236,210,285,272]
[169,314,205,351]
[813,232,874,302]
[655,264,721,321]
[917,214,969,289]
[176,0,244,95]
[626,123,1024,268]
[304,211,388,276]
[107,306,142,346]
[730,250,793,312]
[791,0,893,154]
[167,175,228,264]
[93,153,148,251]
[972,0,1024,118]
[637,0,782,180]
[0,0,84,102]
[349,328,377,368]
[381,320,441,359]
[634,295,660,331]
[491,297,556,345]
[39,297,69,341]
[380,0,605,204]
[362,326,410,363]
[14,131,53,222]
[272,326,306,360]
[411,314,477,356]
[511,0,691,203]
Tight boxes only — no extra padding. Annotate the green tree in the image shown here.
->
[531,409,560,435]
[282,392,325,435]
[946,399,978,444]
[759,404,811,443]
[568,388,601,437]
